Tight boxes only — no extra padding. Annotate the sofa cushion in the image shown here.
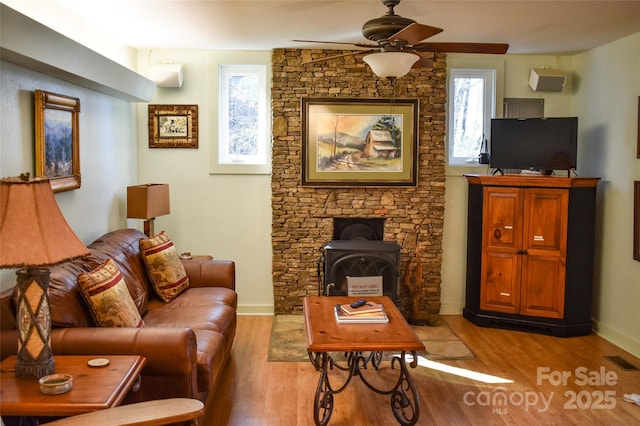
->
[143,288,236,332]
[139,232,189,302]
[87,229,151,313]
[78,258,144,328]
[47,259,97,327]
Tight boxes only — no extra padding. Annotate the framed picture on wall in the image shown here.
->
[634,181,640,261]
[301,98,419,187]
[35,90,81,193]
[148,104,198,148]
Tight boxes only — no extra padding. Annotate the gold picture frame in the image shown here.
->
[634,181,640,261]
[301,98,419,187]
[148,104,198,148]
[35,90,81,193]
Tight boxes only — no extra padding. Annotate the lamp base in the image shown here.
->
[143,218,156,237]
[15,268,55,379]
[15,355,55,379]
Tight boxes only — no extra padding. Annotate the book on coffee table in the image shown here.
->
[339,302,384,316]
[334,305,389,324]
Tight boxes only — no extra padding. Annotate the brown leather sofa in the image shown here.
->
[0,228,236,413]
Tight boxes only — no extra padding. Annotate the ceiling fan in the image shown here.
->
[294,0,509,78]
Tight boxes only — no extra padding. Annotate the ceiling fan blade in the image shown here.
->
[412,42,509,54]
[292,39,378,49]
[390,23,443,45]
[405,49,434,69]
[302,49,377,65]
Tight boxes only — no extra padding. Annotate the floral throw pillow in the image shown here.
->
[139,231,190,302]
[78,258,144,328]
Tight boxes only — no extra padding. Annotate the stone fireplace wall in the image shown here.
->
[271,48,447,316]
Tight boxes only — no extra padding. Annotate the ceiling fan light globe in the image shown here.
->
[363,52,419,78]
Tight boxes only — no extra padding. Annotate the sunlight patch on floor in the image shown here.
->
[414,355,514,384]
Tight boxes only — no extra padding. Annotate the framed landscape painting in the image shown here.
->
[35,90,81,192]
[301,98,419,187]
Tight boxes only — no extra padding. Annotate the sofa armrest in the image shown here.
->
[1,330,17,360]
[182,259,235,291]
[51,327,197,377]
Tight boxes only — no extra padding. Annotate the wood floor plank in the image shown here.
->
[206,315,640,425]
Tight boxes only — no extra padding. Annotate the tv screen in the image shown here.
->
[490,117,578,171]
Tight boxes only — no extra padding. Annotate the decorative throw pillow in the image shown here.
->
[139,231,189,302]
[78,258,144,328]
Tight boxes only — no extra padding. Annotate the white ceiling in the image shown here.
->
[55,0,640,55]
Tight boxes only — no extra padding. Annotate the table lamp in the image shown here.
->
[126,184,170,237]
[0,174,90,379]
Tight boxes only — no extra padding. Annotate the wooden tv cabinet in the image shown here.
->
[463,174,600,337]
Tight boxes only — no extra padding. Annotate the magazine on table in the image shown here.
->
[334,304,389,324]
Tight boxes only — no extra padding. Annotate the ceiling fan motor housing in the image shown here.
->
[362,0,416,42]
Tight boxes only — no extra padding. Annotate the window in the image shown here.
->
[213,63,270,174]
[448,69,495,166]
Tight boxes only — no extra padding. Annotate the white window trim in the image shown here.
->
[210,51,272,175]
[447,68,496,167]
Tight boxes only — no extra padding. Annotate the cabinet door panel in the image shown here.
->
[483,187,523,251]
[520,255,565,318]
[480,251,520,314]
[523,189,568,253]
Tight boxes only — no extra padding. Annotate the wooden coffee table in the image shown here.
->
[0,355,145,419]
[303,296,425,426]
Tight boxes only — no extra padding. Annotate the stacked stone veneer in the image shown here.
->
[271,48,447,317]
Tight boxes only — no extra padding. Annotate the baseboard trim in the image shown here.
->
[238,305,274,315]
[592,319,640,358]
[439,303,464,315]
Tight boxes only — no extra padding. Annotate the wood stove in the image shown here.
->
[320,218,400,302]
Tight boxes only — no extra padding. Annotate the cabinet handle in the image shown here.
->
[504,225,513,229]
[517,249,528,255]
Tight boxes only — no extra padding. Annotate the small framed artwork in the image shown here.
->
[637,96,639,159]
[634,181,640,261]
[35,90,81,193]
[301,98,419,187]
[148,104,198,148]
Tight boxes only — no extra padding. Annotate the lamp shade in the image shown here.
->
[0,175,89,268]
[127,184,170,219]
[363,52,419,79]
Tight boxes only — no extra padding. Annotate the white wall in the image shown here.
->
[0,61,138,291]
[134,49,274,315]
[572,33,640,357]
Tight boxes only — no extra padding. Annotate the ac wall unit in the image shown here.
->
[529,68,565,92]
[149,63,184,88]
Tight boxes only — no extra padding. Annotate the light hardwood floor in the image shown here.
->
[206,315,640,425]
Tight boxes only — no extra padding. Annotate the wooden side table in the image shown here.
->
[180,254,214,261]
[0,355,145,418]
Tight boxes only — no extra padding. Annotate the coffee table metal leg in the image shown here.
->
[312,352,333,426]
[389,351,420,426]
[309,351,420,425]
[356,351,420,426]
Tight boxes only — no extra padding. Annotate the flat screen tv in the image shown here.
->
[490,117,578,172]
